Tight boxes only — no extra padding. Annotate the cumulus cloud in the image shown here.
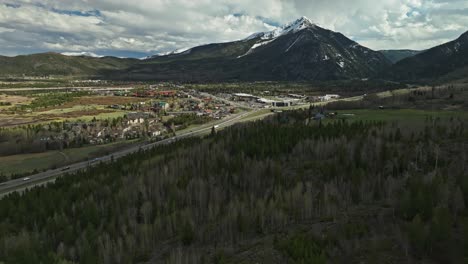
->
[0,0,467,57]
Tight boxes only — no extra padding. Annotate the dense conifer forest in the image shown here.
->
[0,109,467,263]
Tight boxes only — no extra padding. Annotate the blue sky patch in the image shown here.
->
[5,3,21,8]
[51,8,102,17]
[256,16,280,27]
[31,2,101,17]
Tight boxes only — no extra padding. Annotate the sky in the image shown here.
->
[0,0,467,58]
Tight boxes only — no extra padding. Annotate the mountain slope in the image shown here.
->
[379,49,421,63]
[0,53,136,77]
[384,31,468,82]
[144,40,256,63]
[120,17,391,81]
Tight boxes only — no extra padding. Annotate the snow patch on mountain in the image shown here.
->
[142,48,192,60]
[237,39,276,58]
[244,32,264,41]
[251,39,276,51]
[285,35,304,52]
[61,52,104,58]
[157,48,191,56]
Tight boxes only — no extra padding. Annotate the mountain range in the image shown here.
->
[0,17,467,83]
[384,31,468,82]
[116,17,391,81]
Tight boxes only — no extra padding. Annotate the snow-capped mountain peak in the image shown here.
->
[283,16,315,33]
[244,16,317,41]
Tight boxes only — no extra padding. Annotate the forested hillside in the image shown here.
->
[0,53,136,77]
[384,31,468,82]
[0,109,467,263]
[379,50,421,63]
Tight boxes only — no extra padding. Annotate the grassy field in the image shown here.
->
[0,140,140,177]
[0,95,136,126]
[239,109,273,122]
[0,152,65,176]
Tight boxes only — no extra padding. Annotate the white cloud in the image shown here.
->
[0,0,467,57]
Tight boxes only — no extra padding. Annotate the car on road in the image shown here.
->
[23,177,30,181]
[61,166,71,171]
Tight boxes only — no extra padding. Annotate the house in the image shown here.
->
[126,112,150,125]
[158,101,170,110]
[151,102,170,112]
[158,90,176,97]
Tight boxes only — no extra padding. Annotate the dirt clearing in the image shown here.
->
[0,94,32,105]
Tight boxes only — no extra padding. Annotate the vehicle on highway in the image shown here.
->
[61,166,71,171]
[23,177,30,181]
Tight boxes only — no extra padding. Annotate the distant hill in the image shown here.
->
[117,17,391,82]
[379,49,421,63]
[0,52,136,77]
[384,30,468,82]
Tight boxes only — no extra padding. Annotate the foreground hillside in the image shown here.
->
[1,105,467,263]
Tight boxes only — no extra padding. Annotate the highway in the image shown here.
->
[0,110,255,197]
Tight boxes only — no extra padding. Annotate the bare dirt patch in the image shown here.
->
[36,96,148,112]
[0,116,50,127]
[41,109,115,119]
[0,94,33,105]
[65,96,146,107]
[76,96,146,105]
